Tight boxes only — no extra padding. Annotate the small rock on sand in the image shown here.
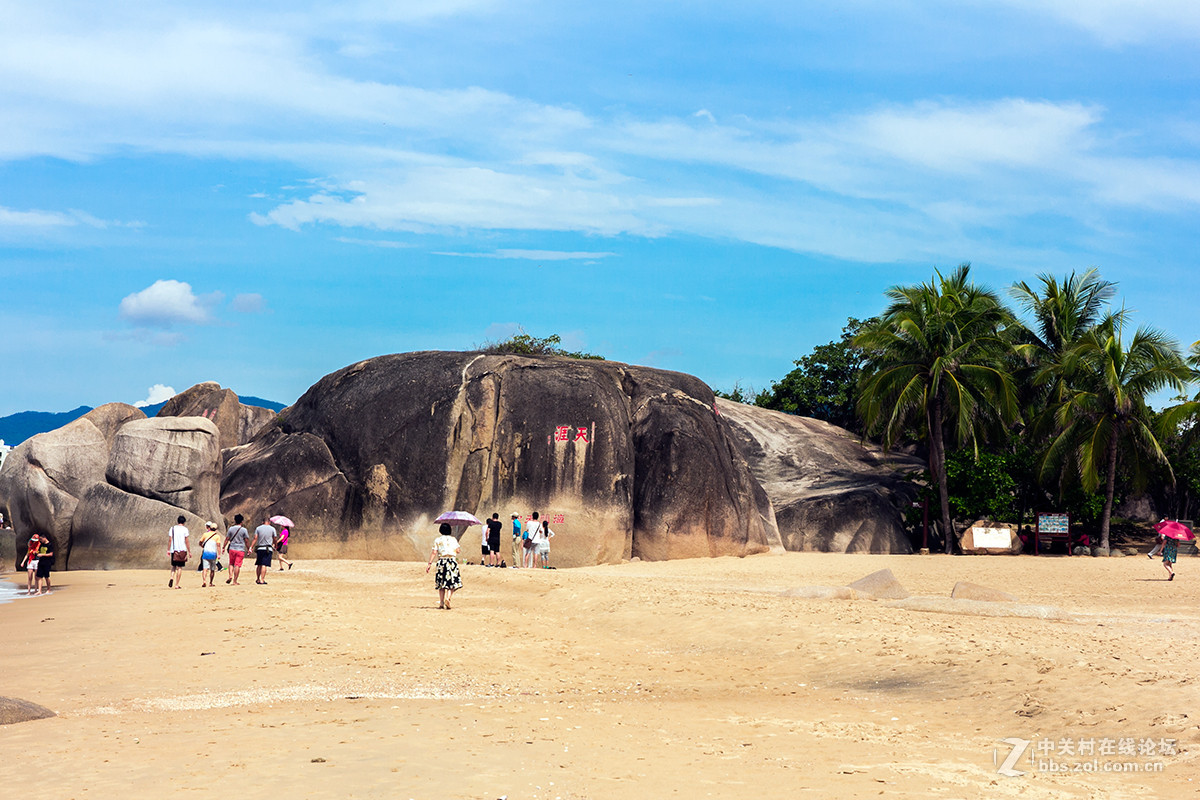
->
[846,568,909,600]
[950,581,1018,603]
[0,697,56,726]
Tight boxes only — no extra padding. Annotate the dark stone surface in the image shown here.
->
[716,399,923,554]
[69,482,212,570]
[0,696,55,725]
[157,381,275,449]
[221,351,782,565]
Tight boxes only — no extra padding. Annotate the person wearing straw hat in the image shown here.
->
[199,522,222,588]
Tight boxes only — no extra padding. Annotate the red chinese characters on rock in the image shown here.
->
[550,424,592,443]
[552,514,565,525]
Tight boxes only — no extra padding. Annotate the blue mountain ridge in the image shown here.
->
[0,396,286,446]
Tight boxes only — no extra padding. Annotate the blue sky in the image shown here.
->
[3,1,1200,416]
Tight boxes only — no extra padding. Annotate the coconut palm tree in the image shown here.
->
[856,264,1020,551]
[1010,268,1118,419]
[1042,314,1190,551]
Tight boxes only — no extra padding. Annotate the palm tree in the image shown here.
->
[1042,314,1190,551]
[856,264,1020,552]
[1010,268,1118,418]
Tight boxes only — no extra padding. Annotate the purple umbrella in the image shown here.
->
[1154,520,1195,541]
[435,511,482,527]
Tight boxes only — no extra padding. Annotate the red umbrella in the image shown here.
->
[1154,520,1195,541]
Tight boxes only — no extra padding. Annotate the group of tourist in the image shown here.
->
[167,513,294,589]
[426,509,558,609]
[489,511,555,569]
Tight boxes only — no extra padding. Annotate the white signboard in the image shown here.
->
[972,526,1012,548]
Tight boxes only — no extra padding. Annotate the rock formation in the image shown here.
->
[157,381,275,449]
[221,351,782,566]
[0,390,247,569]
[715,399,923,553]
[0,414,113,562]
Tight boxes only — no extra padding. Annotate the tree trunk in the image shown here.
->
[1099,424,1120,552]
[928,397,954,553]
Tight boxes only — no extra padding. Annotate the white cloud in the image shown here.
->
[995,0,1200,44]
[334,237,415,248]
[230,293,267,313]
[435,249,616,260]
[134,384,176,408]
[118,280,219,327]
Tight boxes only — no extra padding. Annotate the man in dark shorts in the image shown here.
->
[253,516,277,585]
[486,512,504,567]
[34,534,54,595]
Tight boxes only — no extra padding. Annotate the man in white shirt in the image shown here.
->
[167,515,189,589]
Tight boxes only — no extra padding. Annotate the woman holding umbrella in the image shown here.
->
[1154,519,1194,581]
[270,515,295,571]
[426,522,463,609]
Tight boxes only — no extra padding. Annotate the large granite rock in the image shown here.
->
[0,406,224,569]
[69,482,212,570]
[157,381,275,449]
[221,351,782,565]
[715,399,923,553]
[106,417,222,521]
[81,403,147,448]
[0,416,111,564]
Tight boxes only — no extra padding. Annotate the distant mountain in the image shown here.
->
[0,406,93,447]
[0,395,286,446]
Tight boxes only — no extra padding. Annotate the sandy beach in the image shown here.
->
[2,552,1197,799]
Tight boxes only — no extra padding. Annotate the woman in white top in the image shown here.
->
[425,523,463,609]
[533,522,555,568]
[167,515,190,589]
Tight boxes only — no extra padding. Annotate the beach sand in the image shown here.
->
[2,552,1197,799]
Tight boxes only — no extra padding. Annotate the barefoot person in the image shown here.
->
[253,516,277,585]
[199,522,221,588]
[20,532,39,595]
[224,514,250,585]
[167,516,189,589]
[34,534,55,595]
[426,523,462,609]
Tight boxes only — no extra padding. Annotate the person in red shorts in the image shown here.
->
[223,514,251,585]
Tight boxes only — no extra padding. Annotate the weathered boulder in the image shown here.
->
[716,399,923,553]
[69,483,212,570]
[157,381,274,449]
[0,697,55,725]
[221,351,782,566]
[0,416,110,563]
[951,581,1018,603]
[847,568,910,600]
[106,417,222,521]
[81,403,146,448]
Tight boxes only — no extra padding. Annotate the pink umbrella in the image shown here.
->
[270,515,295,528]
[1154,520,1195,541]
[435,511,482,527]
